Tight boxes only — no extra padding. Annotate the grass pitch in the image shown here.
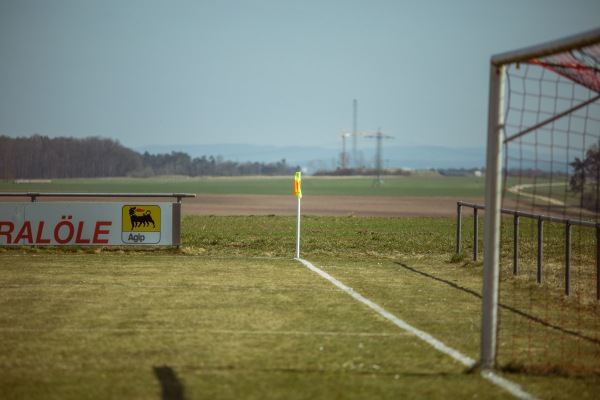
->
[1,215,599,399]
[0,253,510,400]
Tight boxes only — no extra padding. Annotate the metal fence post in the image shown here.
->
[565,222,572,296]
[597,224,600,301]
[513,214,519,275]
[456,202,462,255]
[474,208,479,261]
[537,217,544,284]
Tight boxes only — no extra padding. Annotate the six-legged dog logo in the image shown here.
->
[128,206,155,230]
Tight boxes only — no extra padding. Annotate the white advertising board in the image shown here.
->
[0,202,181,246]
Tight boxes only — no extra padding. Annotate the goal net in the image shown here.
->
[481,28,600,374]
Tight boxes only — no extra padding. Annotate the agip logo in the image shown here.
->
[121,205,161,244]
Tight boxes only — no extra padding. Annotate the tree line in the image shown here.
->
[570,138,600,213]
[0,135,299,179]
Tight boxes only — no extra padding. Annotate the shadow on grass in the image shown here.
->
[153,366,185,400]
[394,262,600,346]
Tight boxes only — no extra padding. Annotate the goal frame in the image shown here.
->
[481,27,600,370]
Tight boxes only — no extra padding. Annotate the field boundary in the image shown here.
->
[295,257,536,400]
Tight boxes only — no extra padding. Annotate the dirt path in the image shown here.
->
[507,183,566,206]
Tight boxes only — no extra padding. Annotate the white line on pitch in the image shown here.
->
[0,327,408,337]
[295,258,536,400]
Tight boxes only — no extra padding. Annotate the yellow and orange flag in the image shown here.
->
[294,172,302,199]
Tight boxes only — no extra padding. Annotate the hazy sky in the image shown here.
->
[1,0,599,152]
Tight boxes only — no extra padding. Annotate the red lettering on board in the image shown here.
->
[75,221,90,244]
[35,221,51,244]
[54,218,75,244]
[0,222,14,244]
[93,221,112,244]
[14,221,33,243]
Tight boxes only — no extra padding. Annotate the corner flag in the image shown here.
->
[294,172,302,199]
[294,172,302,258]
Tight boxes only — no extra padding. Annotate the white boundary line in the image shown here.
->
[295,257,536,400]
[0,327,408,337]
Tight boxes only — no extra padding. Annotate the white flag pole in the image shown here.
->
[294,171,302,259]
[295,195,301,259]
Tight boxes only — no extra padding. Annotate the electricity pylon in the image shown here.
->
[365,129,393,187]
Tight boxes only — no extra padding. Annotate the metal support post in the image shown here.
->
[513,215,519,275]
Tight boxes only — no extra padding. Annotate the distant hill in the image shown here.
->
[135,143,487,172]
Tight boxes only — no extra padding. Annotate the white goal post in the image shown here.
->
[481,28,600,370]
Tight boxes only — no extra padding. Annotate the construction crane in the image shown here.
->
[365,129,394,186]
[339,130,370,169]
[339,131,351,169]
[342,99,371,169]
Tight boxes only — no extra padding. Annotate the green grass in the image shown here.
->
[0,255,496,400]
[0,174,488,197]
[1,215,599,399]
[181,215,457,259]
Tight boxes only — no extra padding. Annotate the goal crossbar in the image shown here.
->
[491,28,600,67]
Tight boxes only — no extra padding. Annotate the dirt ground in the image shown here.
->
[0,194,484,217]
[183,194,484,217]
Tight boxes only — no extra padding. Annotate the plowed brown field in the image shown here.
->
[185,194,484,217]
[0,194,484,217]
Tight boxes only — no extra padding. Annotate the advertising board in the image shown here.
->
[0,202,181,246]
